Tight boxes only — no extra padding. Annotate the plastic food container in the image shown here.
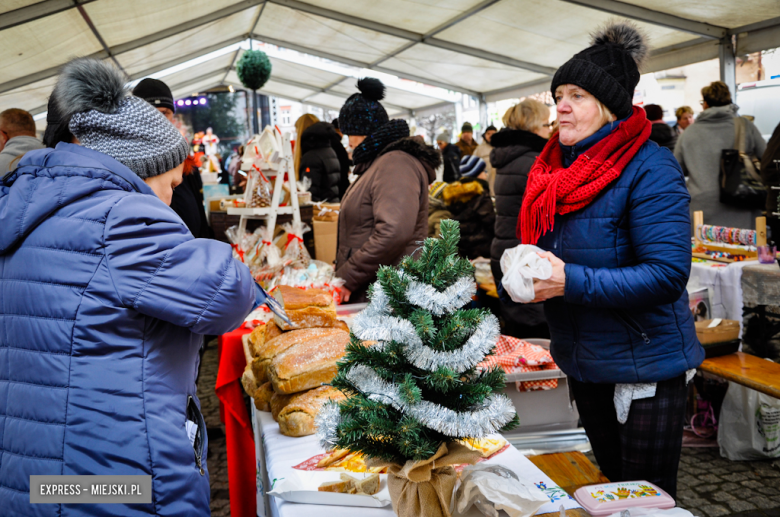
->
[500,339,579,435]
[573,481,675,516]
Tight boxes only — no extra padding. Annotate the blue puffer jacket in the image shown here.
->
[533,124,704,384]
[0,143,257,516]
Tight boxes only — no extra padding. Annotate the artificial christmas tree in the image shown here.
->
[316,219,518,517]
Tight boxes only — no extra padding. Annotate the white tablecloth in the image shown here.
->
[252,408,582,517]
[689,260,753,333]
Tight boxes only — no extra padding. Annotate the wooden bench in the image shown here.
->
[530,451,609,516]
[699,351,780,399]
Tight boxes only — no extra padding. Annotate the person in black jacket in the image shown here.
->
[133,78,213,238]
[443,156,494,259]
[761,120,780,242]
[436,132,462,182]
[644,104,677,151]
[490,98,551,338]
[330,118,352,197]
[299,121,342,201]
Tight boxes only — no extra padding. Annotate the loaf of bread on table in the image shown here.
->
[270,390,296,421]
[272,285,345,331]
[248,320,283,358]
[253,381,274,412]
[268,329,350,394]
[241,366,258,396]
[277,386,346,437]
[251,328,346,384]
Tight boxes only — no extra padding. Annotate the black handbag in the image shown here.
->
[719,116,766,209]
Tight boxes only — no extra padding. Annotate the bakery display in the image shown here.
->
[267,329,350,394]
[252,327,343,384]
[253,381,275,412]
[272,285,343,331]
[277,386,346,437]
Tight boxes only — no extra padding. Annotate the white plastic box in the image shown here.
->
[500,339,580,435]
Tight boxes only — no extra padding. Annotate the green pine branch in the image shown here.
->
[327,219,517,463]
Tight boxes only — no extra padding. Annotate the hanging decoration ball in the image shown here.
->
[236,50,272,91]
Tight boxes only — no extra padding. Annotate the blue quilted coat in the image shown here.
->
[533,124,704,384]
[0,143,257,515]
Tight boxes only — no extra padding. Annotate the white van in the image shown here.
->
[737,78,780,141]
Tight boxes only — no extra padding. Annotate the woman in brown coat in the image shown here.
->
[335,79,441,303]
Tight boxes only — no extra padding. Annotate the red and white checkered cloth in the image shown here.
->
[478,335,559,391]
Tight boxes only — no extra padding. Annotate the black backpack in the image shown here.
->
[719,116,766,209]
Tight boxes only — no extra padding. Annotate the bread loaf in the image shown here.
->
[277,386,346,437]
[270,391,295,422]
[274,285,334,310]
[248,320,283,358]
[241,366,258,396]
[273,285,344,331]
[268,330,350,394]
[252,328,346,384]
[253,381,274,412]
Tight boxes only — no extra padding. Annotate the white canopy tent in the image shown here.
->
[1,0,780,125]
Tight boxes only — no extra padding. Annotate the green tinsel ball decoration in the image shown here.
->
[236,50,272,91]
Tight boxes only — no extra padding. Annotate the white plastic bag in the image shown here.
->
[450,464,548,517]
[499,245,552,303]
[718,380,780,460]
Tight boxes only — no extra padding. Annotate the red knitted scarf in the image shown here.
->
[518,107,651,245]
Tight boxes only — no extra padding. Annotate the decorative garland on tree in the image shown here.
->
[316,220,518,463]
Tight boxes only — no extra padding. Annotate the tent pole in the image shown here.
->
[719,35,737,100]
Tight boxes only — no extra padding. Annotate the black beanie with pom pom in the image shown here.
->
[551,21,648,119]
[338,77,389,136]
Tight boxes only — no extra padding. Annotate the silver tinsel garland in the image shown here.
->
[315,400,342,449]
[341,364,516,438]
[404,276,476,316]
[351,282,500,373]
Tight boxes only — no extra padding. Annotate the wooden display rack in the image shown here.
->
[227,131,301,236]
[692,210,765,263]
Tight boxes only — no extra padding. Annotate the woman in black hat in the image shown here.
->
[509,21,703,497]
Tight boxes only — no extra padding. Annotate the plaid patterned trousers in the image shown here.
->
[570,373,687,498]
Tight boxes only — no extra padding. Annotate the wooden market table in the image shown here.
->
[530,451,607,517]
[699,351,780,399]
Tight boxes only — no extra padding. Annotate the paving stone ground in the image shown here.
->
[198,342,780,517]
[198,341,232,517]
[586,448,780,517]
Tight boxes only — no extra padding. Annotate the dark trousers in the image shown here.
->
[570,374,687,498]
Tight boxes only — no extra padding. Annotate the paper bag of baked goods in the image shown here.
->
[366,442,481,517]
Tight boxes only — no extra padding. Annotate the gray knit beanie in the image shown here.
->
[54,58,189,179]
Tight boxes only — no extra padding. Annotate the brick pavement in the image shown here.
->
[586,448,780,517]
[198,341,232,517]
[198,341,780,517]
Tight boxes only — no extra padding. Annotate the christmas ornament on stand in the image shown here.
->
[316,220,518,517]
